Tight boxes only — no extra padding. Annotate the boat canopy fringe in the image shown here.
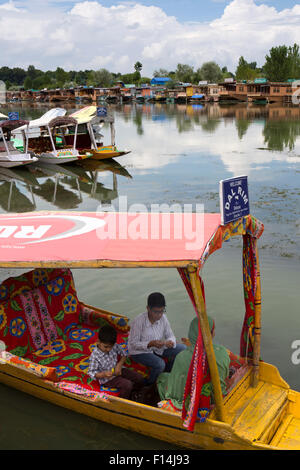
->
[48,116,78,128]
[177,214,264,431]
[0,120,29,131]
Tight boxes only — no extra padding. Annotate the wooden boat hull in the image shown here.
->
[0,158,37,168]
[1,344,300,449]
[88,146,131,160]
[38,154,91,165]
[0,364,267,450]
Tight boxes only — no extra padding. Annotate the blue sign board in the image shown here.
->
[219,176,250,225]
[8,112,19,121]
[97,106,107,117]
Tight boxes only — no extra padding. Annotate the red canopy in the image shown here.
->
[0,211,221,266]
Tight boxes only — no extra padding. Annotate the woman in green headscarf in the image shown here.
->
[156,316,230,410]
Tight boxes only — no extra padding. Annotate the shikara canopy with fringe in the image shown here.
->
[0,120,29,132]
[0,211,264,431]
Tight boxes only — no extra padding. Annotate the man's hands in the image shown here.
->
[147,340,174,349]
[95,370,114,379]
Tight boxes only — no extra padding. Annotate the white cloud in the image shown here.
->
[1,0,300,74]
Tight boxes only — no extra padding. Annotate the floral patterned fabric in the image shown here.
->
[25,326,127,395]
[50,380,110,401]
[0,268,148,397]
[177,215,263,431]
[1,350,58,381]
[0,268,80,358]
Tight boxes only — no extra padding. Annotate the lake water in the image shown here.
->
[0,101,299,450]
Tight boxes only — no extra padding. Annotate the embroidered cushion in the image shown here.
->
[34,270,81,334]
[25,323,124,396]
[0,268,69,302]
[0,292,46,356]
[80,304,129,333]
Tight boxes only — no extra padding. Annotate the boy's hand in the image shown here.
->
[95,370,113,380]
[148,340,165,349]
[114,364,122,376]
[165,340,174,348]
[104,370,114,378]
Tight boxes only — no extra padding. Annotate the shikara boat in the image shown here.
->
[12,108,67,151]
[13,108,67,137]
[0,210,300,450]
[70,106,131,160]
[26,116,92,165]
[0,120,38,168]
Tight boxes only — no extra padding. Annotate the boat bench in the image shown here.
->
[0,268,246,403]
[65,133,92,150]
[0,268,148,397]
[28,136,53,153]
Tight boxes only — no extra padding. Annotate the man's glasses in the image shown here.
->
[150,307,166,315]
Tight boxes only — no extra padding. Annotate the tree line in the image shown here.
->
[1,44,300,91]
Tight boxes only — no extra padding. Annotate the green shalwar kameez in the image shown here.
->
[156,316,230,410]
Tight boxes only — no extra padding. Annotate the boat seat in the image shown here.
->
[0,141,23,157]
[65,133,92,150]
[28,136,53,153]
[0,268,147,397]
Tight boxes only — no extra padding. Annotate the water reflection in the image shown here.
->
[4,101,300,154]
[0,180,36,212]
[263,120,300,152]
[123,101,300,152]
[0,158,132,212]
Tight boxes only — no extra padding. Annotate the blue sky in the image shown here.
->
[0,0,300,74]
[3,0,300,21]
[95,0,300,21]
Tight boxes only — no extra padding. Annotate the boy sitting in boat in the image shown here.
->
[88,325,144,399]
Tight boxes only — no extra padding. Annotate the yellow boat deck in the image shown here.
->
[210,362,300,449]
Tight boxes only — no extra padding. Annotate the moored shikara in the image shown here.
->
[25,116,92,165]
[70,106,131,160]
[0,210,300,450]
[0,120,38,168]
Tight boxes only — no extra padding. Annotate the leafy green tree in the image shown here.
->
[200,61,223,83]
[153,68,170,77]
[288,43,300,78]
[10,68,26,85]
[193,68,204,83]
[235,56,261,81]
[24,76,33,90]
[119,71,141,85]
[74,70,92,86]
[88,69,113,87]
[165,79,179,89]
[139,76,151,84]
[263,45,300,81]
[32,76,47,90]
[55,67,69,86]
[174,63,194,83]
[27,65,40,81]
[134,61,142,73]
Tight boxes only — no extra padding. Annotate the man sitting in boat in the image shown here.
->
[128,292,186,386]
[88,325,144,399]
[156,316,230,412]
